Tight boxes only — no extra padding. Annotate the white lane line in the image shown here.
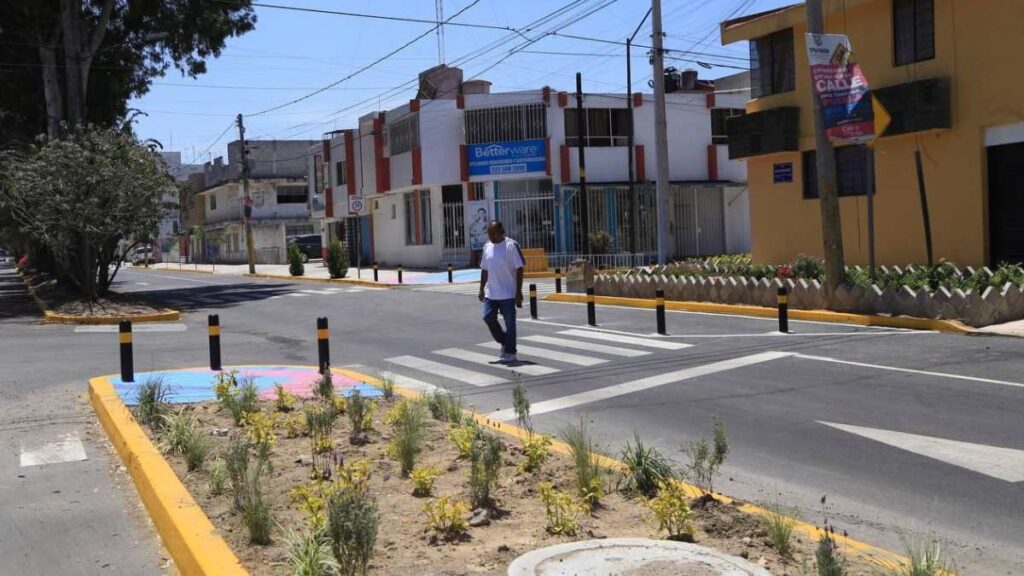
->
[488,351,795,421]
[433,348,560,377]
[385,355,506,387]
[522,334,650,357]
[300,289,338,295]
[286,292,310,297]
[120,270,224,284]
[477,342,607,367]
[75,323,188,333]
[558,328,692,350]
[793,353,1024,389]
[819,421,1024,483]
[520,318,920,338]
[20,431,88,467]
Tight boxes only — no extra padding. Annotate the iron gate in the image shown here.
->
[442,201,468,265]
[493,185,556,252]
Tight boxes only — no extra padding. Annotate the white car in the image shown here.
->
[131,246,154,265]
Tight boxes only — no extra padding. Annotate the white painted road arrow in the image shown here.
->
[819,421,1024,483]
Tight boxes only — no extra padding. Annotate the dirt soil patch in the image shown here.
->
[21,269,168,318]
[145,391,882,576]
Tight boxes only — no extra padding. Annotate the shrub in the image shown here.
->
[790,254,826,281]
[816,525,847,576]
[387,398,427,477]
[588,230,612,254]
[282,413,308,438]
[133,376,171,429]
[327,487,379,576]
[283,526,339,576]
[467,429,503,509]
[762,502,797,558]
[560,417,604,509]
[427,389,463,423]
[410,466,439,497]
[423,496,470,541]
[511,384,531,432]
[379,373,396,400]
[158,411,210,471]
[647,480,695,542]
[305,405,335,479]
[383,397,409,427]
[519,433,552,474]
[332,392,348,417]
[538,482,586,536]
[685,418,728,497]
[217,373,260,426]
[225,435,251,510]
[208,459,228,496]
[314,371,334,403]
[327,240,348,279]
[241,459,273,545]
[448,420,479,459]
[347,391,372,444]
[274,384,298,412]
[619,432,676,498]
[886,534,958,576]
[289,242,305,276]
[242,411,278,451]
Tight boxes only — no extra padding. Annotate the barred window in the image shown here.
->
[564,108,631,147]
[803,147,874,199]
[404,190,433,245]
[335,161,346,186]
[465,103,547,144]
[711,108,745,144]
[389,114,420,155]
[894,0,934,66]
[749,28,795,98]
[276,185,307,204]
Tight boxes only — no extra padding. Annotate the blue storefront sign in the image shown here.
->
[773,162,793,183]
[467,139,546,177]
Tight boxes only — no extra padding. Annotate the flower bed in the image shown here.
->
[137,372,885,575]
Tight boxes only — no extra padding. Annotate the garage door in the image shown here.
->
[988,142,1024,266]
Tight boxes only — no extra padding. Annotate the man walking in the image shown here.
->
[478,220,524,363]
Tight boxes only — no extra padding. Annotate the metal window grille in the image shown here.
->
[389,114,420,155]
[750,28,795,98]
[493,180,555,252]
[465,103,546,144]
[564,109,631,147]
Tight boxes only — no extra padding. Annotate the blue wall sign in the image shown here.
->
[773,162,793,183]
[467,139,546,177]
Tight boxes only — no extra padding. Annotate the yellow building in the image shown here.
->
[721,0,1024,267]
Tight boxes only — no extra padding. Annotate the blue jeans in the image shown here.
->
[482,298,517,354]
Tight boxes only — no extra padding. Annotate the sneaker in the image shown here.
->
[500,352,518,364]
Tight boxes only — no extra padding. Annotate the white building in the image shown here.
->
[156,151,204,263]
[309,66,750,269]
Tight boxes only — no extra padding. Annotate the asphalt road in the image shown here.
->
[3,264,1022,575]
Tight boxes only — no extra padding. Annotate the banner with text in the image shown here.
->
[467,139,546,177]
[806,33,875,142]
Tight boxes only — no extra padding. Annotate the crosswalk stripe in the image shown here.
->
[477,342,607,366]
[300,289,339,295]
[522,335,650,357]
[433,348,560,376]
[381,372,438,395]
[385,355,506,387]
[558,329,692,350]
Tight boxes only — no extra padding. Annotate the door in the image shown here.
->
[988,142,1024,265]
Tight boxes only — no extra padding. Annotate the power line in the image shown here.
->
[186,121,236,165]
[229,1,514,32]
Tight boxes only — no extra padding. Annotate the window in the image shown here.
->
[313,154,324,193]
[564,108,631,147]
[894,0,934,65]
[465,103,546,144]
[390,203,397,220]
[749,28,795,98]
[276,185,307,204]
[404,190,433,245]
[335,161,346,186]
[209,194,217,211]
[388,114,420,155]
[711,108,745,144]
[802,147,874,199]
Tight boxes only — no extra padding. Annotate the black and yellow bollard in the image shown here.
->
[397,265,403,284]
[447,263,453,284]
[777,287,789,333]
[372,261,379,282]
[316,317,330,374]
[586,287,596,326]
[555,267,562,293]
[655,289,666,335]
[529,283,538,319]
[119,320,134,382]
[208,314,222,371]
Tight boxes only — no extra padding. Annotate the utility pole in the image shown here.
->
[626,8,651,258]
[236,113,256,274]
[650,0,671,265]
[806,0,845,298]
[575,72,590,255]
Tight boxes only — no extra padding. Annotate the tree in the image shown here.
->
[0,0,256,143]
[0,125,173,300]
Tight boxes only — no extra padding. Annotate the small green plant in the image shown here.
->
[410,466,439,497]
[467,429,504,509]
[387,398,427,477]
[274,384,298,412]
[305,404,335,479]
[685,417,728,497]
[347,390,372,444]
[327,487,379,576]
[283,526,339,576]
[519,433,552,473]
[448,420,479,459]
[427,389,463,423]
[619,432,676,498]
[815,525,847,576]
[158,411,211,472]
[885,533,958,576]
[511,383,531,432]
[422,496,470,541]
[762,502,797,558]
[588,229,612,254]
[282,412,308,438]
[379,372,396,400]
[791,253,826,281]
[133,376,171,429]
[242,410,278,451]
[225,434,251,510]
[241,460,272,545]
[538,482,587,536]
[560,417,604,509]
[289,242,305,276]
[383,397,409,427]
[315,371,334,402]
[327,240,348,279]
[217,373,260,426]
[208,459,228,496]
[647,480,695,542]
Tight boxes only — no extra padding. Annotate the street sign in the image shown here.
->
[773,162,794,183]
[349,195,365,215]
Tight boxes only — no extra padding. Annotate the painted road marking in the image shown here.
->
[120,270,224,284]
[558,328,692,350]
[522,335,650,357]
[385,355,506,387]
[521,318,921,338]
[286,292,310,298]
[477,342,607,366]
[380,372,438,395]
[300,289,338,295]
[20,431,88,467]
[433,348,560,376]
[488,351,794,420]
[75,323,188,333]
[793,353,1024,389]
[819,421,1024,483]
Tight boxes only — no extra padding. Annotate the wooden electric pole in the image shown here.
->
[236,114,256,274]
[806,0,846,299]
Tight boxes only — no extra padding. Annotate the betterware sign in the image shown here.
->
[467,139,546,177]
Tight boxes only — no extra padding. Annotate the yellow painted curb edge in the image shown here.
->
[89,376,247,576]
[16,268,180,324]
[336,367,909,571]
[545,292,974,334]
[243,272,393,289]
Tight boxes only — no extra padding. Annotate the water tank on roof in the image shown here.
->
[463,79,491,95]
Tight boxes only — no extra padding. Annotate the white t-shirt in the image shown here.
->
[481,237,525,300]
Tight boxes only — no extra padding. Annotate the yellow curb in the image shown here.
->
[337,367,909,571]
[88,376,247,576]
[545,293,974,334]
[243,272,393,289]
[16,269,181,324]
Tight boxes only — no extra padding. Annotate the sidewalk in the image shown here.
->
[150,262,481,285]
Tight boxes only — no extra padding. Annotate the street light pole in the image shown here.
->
[650,0,671,265]
[236,113,256,274]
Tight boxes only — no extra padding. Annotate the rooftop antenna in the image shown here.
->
[435,0,445,64]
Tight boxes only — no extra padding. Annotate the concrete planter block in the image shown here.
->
[930,287,952,319]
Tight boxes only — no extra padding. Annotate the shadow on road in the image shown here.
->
[125,282,296,312]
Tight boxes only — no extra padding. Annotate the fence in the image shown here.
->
[494,184,557,253]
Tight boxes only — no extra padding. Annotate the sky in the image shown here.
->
[129,0,796,165]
